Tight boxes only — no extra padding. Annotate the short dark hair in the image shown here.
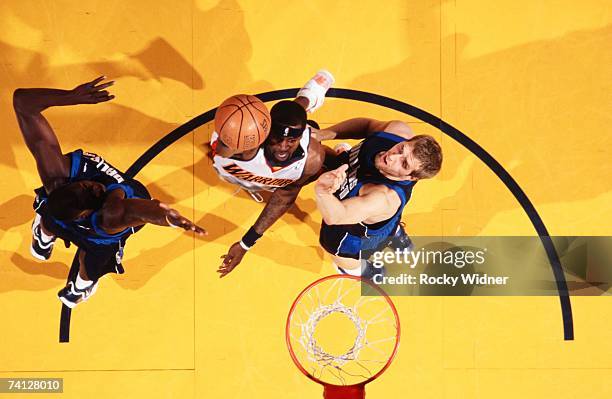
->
[409,135,443,179]
[270,101,307,133]
[46,182,104,221]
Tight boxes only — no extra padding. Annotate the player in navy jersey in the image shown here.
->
[313,118,442,279]
[13,77,205,308]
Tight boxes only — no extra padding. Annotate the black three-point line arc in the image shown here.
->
[60,88,574,342]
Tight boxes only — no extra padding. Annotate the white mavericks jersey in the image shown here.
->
[211,129,310,191]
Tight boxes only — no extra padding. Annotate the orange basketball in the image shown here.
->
[214,94,271,152]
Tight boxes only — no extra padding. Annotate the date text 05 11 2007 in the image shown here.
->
[0,378,63,393]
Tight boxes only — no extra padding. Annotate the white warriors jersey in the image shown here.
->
[211,128,311,191]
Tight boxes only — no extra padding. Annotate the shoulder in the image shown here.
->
[303,138,325,177]
[381,120,414,140]
[97,188,127,232]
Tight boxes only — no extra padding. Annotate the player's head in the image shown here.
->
[374,135,442,181]
[46,181,107,221]
[264,101,307,163]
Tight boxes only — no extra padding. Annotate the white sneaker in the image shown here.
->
[297,69,335,113]
[58,280,99,308]
[31,213,56,261]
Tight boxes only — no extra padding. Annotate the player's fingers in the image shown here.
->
[88,76,106,87]
[218,265,232,277]
[331,171,344,183]
[94,90,110,98]
[336,164,349,173]
[221,255,233,267]
[193,225,207,236]
[93,81,114,91]
[94,95,114,103]
[326,171,339,182]
[101,94,115,102]
[332,168,347,179]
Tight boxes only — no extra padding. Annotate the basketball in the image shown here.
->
[214,94,271,152]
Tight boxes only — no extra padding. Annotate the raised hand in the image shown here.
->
[69,76,115,105]
[315,164,348,195]
[217,242,247,278]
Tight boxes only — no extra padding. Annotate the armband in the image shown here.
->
[240,226,262,250]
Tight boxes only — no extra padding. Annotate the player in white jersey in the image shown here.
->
[211,124,310,192]
[214,70,334,277]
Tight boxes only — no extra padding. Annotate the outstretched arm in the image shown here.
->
[13,76,114,192]
[250,140,326,233]
[217,140,326,277]
[99,190,206,236]
[313,118,414,141]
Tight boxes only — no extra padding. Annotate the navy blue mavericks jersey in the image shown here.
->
[319,132,416,260]
[33,149,151,246]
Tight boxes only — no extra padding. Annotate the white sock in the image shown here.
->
[40,228,55,242]
[35,214,55,242]
[297,69,335,113]
[333,263,362,276]
[75,275,93,290]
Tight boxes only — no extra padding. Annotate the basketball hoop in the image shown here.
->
[286,275,400,398]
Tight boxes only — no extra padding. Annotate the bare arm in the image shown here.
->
[13,76,114,192]
[217,139,325,277]
[314,165,400,225]
[251,139,325,234]
[316,189,395,225]
[99,190,206,235]
[314,118,414,141]
[293,96,310,111]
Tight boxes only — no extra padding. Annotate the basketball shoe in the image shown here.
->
[387,222,413,251]
[31,213,56,261]
[297,69,335,113]
[58,280,99,308]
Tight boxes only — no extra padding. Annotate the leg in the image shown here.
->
[77,250,90,281]
[332,255,386,281]
[57,250,99,309]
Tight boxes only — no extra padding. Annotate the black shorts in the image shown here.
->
[40,215,137,281]
[32,179,149,281]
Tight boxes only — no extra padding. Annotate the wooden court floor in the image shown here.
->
[0,1,610,397]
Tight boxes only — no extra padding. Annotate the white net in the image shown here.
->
[287,276,399,386]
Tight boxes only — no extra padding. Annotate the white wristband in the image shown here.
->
[239,240,251,251]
